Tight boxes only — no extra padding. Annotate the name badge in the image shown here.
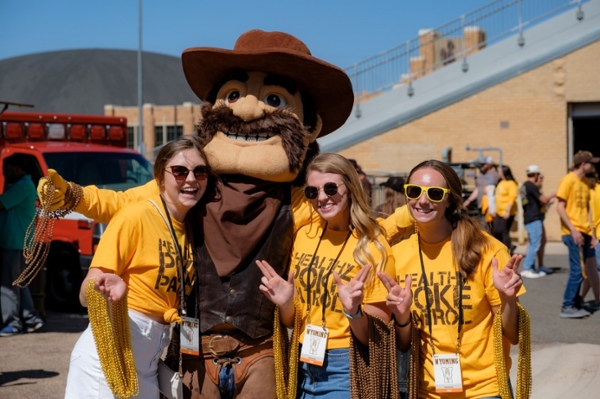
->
[433,353,463,393]
[180,317,200,356]
[299,324,329,366]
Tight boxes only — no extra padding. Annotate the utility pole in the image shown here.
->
[137,0,144,155]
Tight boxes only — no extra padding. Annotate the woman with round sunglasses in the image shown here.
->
[377,160,531,399]
[491,165,519,254]
[65,136,219,399]
[256,153,398,398]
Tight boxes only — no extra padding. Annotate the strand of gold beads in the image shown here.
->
[14,179,83,287]
[87,280,139,398]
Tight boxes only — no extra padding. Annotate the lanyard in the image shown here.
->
[417,234,463,354]
[306,223,352,327]
[158,195,189,318]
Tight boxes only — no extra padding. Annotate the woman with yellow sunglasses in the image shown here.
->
[377,159,531,399]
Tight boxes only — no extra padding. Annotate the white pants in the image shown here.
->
[65,309,171,399]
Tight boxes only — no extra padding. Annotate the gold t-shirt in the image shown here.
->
[90,195,194,323]
[393,233,525,399]
[293,223,396,349]
[557,172,592,235]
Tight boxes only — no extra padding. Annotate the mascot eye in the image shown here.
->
[225,90,241,104]
[264,94,287,108]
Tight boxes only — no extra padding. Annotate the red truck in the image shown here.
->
[0,110,153,311]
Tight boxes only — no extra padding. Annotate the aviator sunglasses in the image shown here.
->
[304,182,345,200]
[166,165,208,181]
[404,184,450,202]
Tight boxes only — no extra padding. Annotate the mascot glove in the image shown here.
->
[37,169,67,211]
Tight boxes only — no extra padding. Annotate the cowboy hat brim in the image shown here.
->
[182,47,354,137]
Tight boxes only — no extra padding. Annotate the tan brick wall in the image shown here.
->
[105,102,202,156]
[340,40,600,242]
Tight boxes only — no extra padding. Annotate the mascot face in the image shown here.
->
[198,71,322,183]
[183,30,354,183]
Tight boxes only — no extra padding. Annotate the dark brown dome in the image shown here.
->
[0,49,198,114]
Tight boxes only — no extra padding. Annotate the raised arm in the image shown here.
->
[38,169,159,223]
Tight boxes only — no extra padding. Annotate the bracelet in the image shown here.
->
[394,315,411,328]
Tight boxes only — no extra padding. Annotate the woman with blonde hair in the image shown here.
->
[378,159,531,399]
[256,153,398,398]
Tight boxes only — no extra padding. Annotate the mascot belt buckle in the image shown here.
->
[208,334,240,357]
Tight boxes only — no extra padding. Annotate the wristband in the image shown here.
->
[343,304,363,320]
[394,315,411,328]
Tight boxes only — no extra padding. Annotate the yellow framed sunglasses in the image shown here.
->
[404,184,450,202]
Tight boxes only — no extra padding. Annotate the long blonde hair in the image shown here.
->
[306,153,387,272]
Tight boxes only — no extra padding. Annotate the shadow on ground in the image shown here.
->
[0,369,59,386]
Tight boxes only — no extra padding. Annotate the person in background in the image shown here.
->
[256,153,397,398]
[591,171,600,273]
[0,154,45,337]
[556,150,600,319]
[378,159,527,399]
[463,156,499,230]
[65,136,218,398]
[580,170,600,309]
[349,158,372,205]
[534,173,555,275]
[492,165,518,254]
[375,176,407,217]
[520,165,556,278]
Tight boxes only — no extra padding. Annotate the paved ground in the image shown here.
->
[1,242,599,398]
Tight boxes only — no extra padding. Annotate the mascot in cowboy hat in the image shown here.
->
[38,29,410,399]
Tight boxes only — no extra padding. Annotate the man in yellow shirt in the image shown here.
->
[556,150,600,318]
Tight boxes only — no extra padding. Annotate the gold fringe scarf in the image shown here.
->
[349,315,399,399]
[86,280,139,398]
[408,302,532,399]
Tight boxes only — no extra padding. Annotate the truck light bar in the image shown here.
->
[0,112,128,147]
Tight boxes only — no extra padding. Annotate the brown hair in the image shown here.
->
[306,153,387,273]
[154,134,220,207]
[407,159,489,278]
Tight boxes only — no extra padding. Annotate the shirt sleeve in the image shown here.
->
[379,205,414,243]
[556,175,572,202]
[77,180,160,224]
[90,209,139,275]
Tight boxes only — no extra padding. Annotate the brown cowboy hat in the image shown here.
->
[181,29,354,137]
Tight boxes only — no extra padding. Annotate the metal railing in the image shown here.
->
[345,0,587,110]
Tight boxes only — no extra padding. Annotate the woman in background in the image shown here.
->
[492,165,519,254]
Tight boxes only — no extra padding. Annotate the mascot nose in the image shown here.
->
[232,95,264,122]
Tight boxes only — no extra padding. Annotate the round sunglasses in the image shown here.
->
[404,184,450,202]
[304,182,345,200]
[166,165,208,181]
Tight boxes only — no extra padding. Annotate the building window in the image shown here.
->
[127,126,136,149]
[166,125,183,141]
[155,126,164,147]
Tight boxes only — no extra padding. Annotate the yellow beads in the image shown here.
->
[493,302,532,399]
[87,280,139,398]
[16,180,83,287]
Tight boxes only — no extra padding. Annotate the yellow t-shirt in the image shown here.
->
[590,184,600,237]
[293,223,396,349]
[90,195,194,323]
[495,180,518,217]
[393,233,524,399]
[557,172,592,235]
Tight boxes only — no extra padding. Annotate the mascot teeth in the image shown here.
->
[226,132,274,142]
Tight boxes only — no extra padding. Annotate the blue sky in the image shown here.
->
[0,0,491,69]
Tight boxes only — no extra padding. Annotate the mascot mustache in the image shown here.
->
[197,103,315,174]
